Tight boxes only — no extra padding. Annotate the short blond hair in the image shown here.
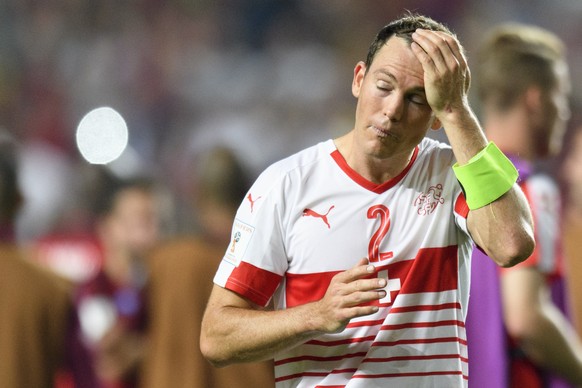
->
[476,23,566,111]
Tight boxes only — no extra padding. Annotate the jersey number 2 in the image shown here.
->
[367,204,393,263]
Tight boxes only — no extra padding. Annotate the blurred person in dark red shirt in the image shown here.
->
[74,173,168,388]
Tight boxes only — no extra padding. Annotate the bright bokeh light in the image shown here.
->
[76,107,128,164]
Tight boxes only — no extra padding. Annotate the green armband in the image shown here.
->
[452,142,518,210]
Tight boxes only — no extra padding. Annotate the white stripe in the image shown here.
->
[391,290,459,308]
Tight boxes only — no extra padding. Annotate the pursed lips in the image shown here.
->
[371,125,399,141]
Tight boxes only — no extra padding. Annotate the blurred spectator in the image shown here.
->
[561,124,582,338]
[74,172,169,388]
[466,23,582,387]
[0,131,95,388]
[141,146,274,388]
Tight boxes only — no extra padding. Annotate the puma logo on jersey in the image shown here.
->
[247,193,262,213]
[303,205,335,229]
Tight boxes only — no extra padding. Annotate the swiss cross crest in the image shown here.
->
[414,183,445,216]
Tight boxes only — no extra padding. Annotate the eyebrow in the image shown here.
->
[373,70,426,94]
[374,69,396,82]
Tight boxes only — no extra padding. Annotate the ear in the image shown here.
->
[430,117,442,131]
[524,86,542,113]
[352,61,366,98]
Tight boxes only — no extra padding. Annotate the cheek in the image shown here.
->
[355,93,379,118]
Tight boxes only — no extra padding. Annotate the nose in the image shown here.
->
[383,93,404,121]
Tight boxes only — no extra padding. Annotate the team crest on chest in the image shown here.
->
[414,183,445,216]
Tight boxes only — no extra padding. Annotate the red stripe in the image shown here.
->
[363,353,468,363]
[225,261,283,306]
[372,336,468,347]
[379,319,465,331]
[397,246,458,294]
[306,335,376,347]
[276,368,467,383]
[275,349,468,367]
[454,192,469,218]
[353,370,466,379]
[391,302,461,313]
[315,386,345,388]
[274,351,367,366]
[347,303,461,328]
[307,335,466,348]
[285,246,459,308]
[330,146,419,194]
[285,270,338,308]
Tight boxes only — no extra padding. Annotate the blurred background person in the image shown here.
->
[74,171,170,388]
[561,124,582,339]
[466,23,582,387]
[0,130,95,388]
[141,146,274,388]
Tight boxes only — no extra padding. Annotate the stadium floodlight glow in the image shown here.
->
[76,106,129,164]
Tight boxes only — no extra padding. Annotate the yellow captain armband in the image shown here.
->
[452,142,518,210]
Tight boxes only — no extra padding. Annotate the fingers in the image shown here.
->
[331,258,386,302]
[412,29,464,75]
[410,28,471,111]
[334,257,375,284]
[411,31,444,73]
[317,259,388,333]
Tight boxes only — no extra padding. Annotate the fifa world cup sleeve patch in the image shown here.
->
[224,218,255,267]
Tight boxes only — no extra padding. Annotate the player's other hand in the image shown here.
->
[313,258,386,334]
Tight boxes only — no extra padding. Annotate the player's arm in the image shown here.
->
[501,267,582,384]
[200,258,386,366]
[411,29,534,267]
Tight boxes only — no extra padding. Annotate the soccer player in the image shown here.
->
[200,13,535,387]
[466,23,582,387]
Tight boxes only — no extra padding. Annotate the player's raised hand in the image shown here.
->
[410,29,471,117]
[313,258,387,334]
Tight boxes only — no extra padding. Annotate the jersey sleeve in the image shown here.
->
[453,190,470,234]
[213,165,289,307]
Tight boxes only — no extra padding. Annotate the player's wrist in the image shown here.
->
[298,300,329,334]
[453,141,518,210]
[436,102,476,131]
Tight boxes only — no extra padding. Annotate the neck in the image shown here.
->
[334,132,414,184]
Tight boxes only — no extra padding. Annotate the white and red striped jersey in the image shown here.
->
[214,138,473,387]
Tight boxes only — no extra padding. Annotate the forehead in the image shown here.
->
[368,36,424,84]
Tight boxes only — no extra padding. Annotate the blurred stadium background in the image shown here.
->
[1,0,581,248]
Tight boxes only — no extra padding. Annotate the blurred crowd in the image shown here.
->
[2,0,582,387]
[0,0,581,241]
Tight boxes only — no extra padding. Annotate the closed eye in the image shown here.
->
[408,93,428,105]
[376,80,393,92]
